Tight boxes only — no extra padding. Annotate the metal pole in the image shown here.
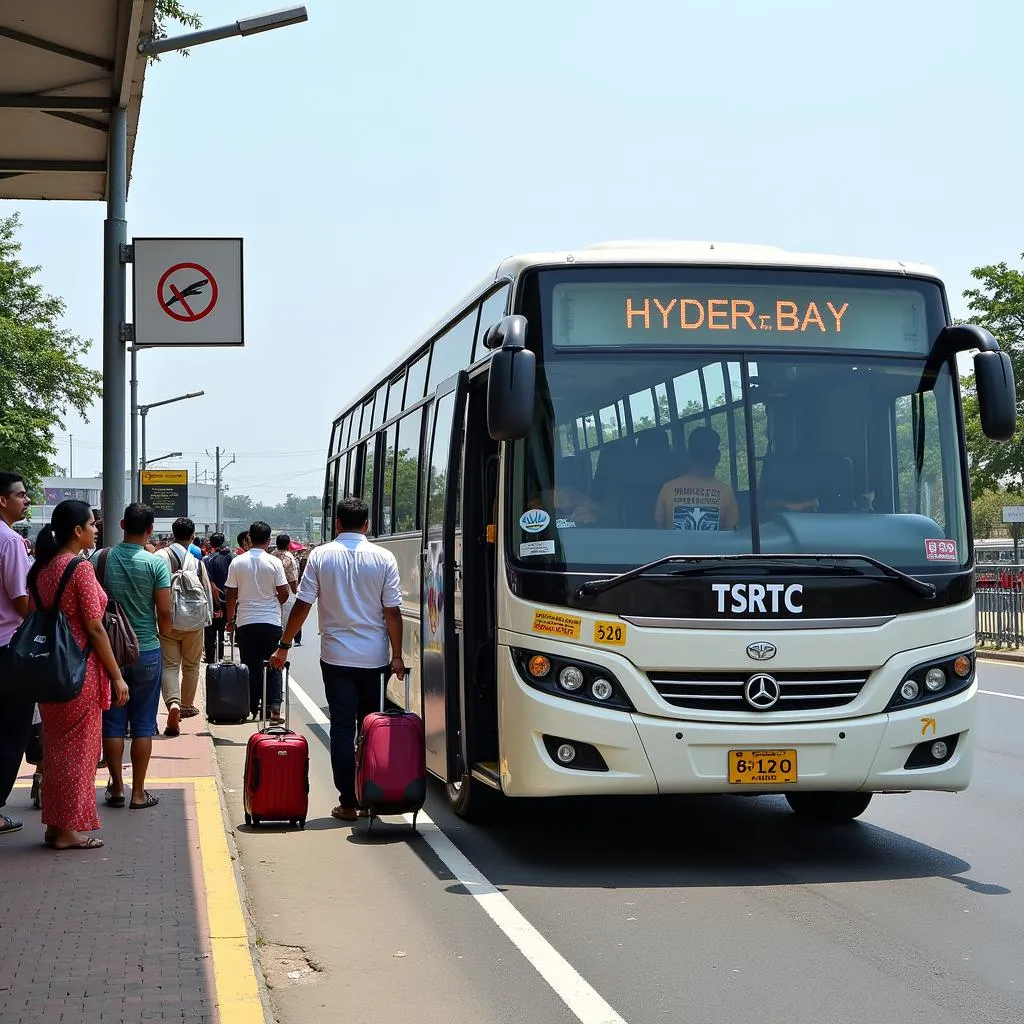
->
[215,446,221,533]
[102,106,127,528]
[69,435,73,477]
[140,408,147,476]
[130,347,139,501]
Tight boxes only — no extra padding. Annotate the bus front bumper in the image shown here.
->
[497,651,976,798]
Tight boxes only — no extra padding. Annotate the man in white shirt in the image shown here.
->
[155,517,214,736]
[225,521,290,723]
[270,498,405,822]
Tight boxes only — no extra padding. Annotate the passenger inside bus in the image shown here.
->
[654,427,739,530]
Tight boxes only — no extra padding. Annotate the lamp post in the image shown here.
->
[138,392,205,493]
[145,452,183,467]
[106,7,309,520]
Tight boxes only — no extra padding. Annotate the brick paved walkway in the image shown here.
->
[0,685,247,1024]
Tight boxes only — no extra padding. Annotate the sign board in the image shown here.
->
[1002,506,1024,523]
[133,237,243,347]
[140,469,188,518]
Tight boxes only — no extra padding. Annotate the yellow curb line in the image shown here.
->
[13,773,263,1023]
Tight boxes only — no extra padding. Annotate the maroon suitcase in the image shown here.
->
[243,663,309,828]
[356,670,425,831]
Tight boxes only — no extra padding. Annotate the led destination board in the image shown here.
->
[551,282,930,353]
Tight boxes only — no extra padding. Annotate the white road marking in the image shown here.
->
[287,671,629,1024]
[980,689,1024,701]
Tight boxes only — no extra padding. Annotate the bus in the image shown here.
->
[323,241,1016,821]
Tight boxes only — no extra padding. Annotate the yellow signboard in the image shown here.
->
[140,469,188,486]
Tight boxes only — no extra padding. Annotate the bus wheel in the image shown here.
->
[447,772,500,821]
[784,792,872,822]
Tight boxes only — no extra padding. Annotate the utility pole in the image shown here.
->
[208,447,236,533]
[69,436,73,477]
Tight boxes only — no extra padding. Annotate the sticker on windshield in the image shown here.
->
[533,610,582,639]
[520,540,555,557]
[519,509,551,534]
[925,538,958,562]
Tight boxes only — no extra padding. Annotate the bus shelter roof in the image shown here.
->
[0,0,155,201]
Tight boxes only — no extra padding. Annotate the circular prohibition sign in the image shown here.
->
[156,261,220,322]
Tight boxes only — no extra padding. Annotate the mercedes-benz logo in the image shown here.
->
[746,641,777,661]
[744,673,781,710]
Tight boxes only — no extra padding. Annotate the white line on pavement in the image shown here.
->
[980,689,1024,701]
[286,671,629,1024]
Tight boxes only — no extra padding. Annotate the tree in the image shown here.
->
[147,2,202,58]
[960,261,1024,496]
[0,214,102,488]
[971,488,1014,539]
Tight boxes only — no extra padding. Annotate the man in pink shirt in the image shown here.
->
[0,472,33,834]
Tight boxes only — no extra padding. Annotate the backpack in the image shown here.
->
[1,557,90,704]
[168,547,212,631]
[96,548,141,668]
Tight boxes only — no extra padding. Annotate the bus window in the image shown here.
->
[360,435,378,530]
[394,409,423,532]
[428,312,476,393]
[370,384,388,432]
[358,396,374,440]
[379,423,398,535]
[385,373,405,421]
[405,351,428,408]
[473,286,510,362]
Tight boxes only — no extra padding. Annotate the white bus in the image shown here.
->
[323,241,1016,821]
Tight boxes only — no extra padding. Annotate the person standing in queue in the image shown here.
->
[202,532,234,664]
[0,472,34,835]
[270,497,405,822]
[225,521,290,723]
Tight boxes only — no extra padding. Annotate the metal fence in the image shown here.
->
[975,567,1024,648]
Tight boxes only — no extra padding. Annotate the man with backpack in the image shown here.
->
[155,518,213,736]
[202,533,234,664]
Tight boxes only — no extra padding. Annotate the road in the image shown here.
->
[214,649,1024,1024]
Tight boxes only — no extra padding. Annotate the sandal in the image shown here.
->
[52,837,104,851]
[129,791,159,810]
[0,814,24,835]
[104,784,126,808]
[180,705,200,719]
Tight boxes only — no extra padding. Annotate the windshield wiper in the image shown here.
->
[576,552,937,600]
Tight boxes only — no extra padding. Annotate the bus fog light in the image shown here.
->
[930,740,948,760]
[925,668,946,692]
[900,680,920,701]
[953,655,972,678]
[558,666,584,691]
[556,743,576,764]
[528,655,551,678]
[591,678,614,701]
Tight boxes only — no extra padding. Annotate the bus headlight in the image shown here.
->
[512,648,633,711]
[887,651,974,711]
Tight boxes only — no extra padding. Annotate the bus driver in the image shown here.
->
[654,427,739,531]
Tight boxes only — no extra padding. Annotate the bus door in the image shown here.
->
[420,371,468,782]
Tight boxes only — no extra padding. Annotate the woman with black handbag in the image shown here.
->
[29,501,128,851]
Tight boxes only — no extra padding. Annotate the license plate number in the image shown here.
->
[728,749,797,784]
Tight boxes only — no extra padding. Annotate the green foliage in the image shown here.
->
[971,488,1015,539]
[0,214,102,491]
[148,1,202,59]
[222,492,321,535]
[960,262,1024,496]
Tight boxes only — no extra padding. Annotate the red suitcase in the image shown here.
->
[356,670,425,831]
[243,663,309,829]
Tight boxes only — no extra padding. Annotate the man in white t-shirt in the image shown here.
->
[270,497,405,821]
[225,521,290,722]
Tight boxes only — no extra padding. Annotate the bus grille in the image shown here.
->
[647,670,870,713]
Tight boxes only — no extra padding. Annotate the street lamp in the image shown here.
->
[146,452,183,467]
[137,6,308,56]
[138,392,204,494]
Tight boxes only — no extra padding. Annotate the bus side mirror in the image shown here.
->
[974,349,1017,441]
[486,315,535,441]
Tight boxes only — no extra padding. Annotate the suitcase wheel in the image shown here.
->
[292,819,305,829]
[251,815,261,827]
[244,812,251,826]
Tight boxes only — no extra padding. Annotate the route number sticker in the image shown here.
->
[593,621,627,646]
[924,538,958,562]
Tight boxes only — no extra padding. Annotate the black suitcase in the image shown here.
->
[206,636,250,723]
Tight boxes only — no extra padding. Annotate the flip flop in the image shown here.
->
[129,791,159,810]
[180,706,200,719]
[104,785,126,808]
[52,837,104,851]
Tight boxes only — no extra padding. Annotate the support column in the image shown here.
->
[102,106,128,524]
[130,346,139,501]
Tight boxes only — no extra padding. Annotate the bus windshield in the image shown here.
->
[510,268,969,573]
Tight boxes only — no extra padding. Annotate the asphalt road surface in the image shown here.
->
[254,643,1024,1024]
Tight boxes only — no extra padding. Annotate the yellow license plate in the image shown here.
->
[728,749,798,784]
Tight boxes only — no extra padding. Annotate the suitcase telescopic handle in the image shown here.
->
[260,659,290,732]
[380,668,412,714]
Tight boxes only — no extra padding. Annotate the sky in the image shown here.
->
[7,0,1023,505]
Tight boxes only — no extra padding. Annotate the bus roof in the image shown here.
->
[330,240,943,427]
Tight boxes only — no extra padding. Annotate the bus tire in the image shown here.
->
[784,791,872,822]
[447,772,501,821]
